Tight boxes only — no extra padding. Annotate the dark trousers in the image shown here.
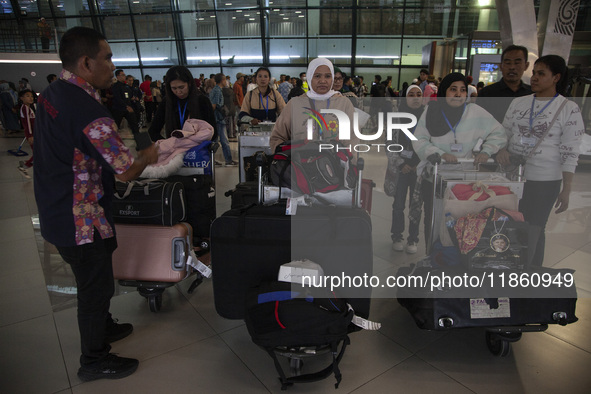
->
[391,171,419,243]
[422,180,434,247]
[113,110,139,135]
[144,101,155,123]
[41,36,50,52]
[56,236,117,366]
[519,180,562,266]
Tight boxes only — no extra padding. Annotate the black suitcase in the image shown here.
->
[396,265,578,330]
[210,203,373,320]
[165,174,215,242]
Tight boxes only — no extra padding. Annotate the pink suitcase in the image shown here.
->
[112,222,203,311]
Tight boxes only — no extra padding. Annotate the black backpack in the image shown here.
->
[245,281,354,390]
[269,140,358,195]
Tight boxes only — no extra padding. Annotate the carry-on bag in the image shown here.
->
[245,280,353,390]
[165,174,215,241]
[112,179,186,226]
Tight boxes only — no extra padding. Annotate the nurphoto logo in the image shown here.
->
[305,109,418,153]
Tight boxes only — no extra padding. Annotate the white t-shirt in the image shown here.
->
[503,94,584,181]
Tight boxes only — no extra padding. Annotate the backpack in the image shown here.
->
[244,280,354,389]
[269,140,358,195]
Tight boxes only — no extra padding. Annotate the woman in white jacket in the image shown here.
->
[496,55,584,266]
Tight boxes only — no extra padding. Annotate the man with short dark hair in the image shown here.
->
[46,73,57,84]
[477,45,532,122]
[34,26,158,382]
[418,69,429,92]
[278,74,292,103]
[111,69,140,136]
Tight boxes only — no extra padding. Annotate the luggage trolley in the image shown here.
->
[238,121,274,183]
[402,158,577,357]
[428,158,524,254]
[115,142,219,312]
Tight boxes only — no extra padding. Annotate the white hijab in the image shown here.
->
[306,58,337,100]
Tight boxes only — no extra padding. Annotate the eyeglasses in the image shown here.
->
[334,77,343,81]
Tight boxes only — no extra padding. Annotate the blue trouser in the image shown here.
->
[519,179,562,267]
[216,121,233,163]
[56,235,117,366]
[391,171,419,243]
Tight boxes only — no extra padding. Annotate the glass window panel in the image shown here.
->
[97,0,129,14]
[358,0,403,5]
[137,40,178,67]
[219,38,262,65]
[103,15,134,40]
[216,0,258,10]
[1,1,15,13]
[218,10,261,38]
[269,0,307,7]
[134,14,175,39]
[316,0,351,6]
[179,11,217,39]
[268,38,306,64]
[16,0,39,16]
[403,7,449,36]
[356,38,401,66]
[186,40,221,66]
[141,68,172,84]
[268,8,306,36]
[401,38,432,66]
[111,42,141,67]
[129,0,171,13]
[354,67,400,89]
[308,38,352,65]
[319,9,352,36]
[357,8,403,36]
[51,0,91,17]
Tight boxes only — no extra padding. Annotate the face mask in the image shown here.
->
[302,77,307,82]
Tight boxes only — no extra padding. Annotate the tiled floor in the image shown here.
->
[1,132,590,394]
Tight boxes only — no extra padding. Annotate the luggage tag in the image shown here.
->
[286,196,307,215]
[348,304,381,330]
[520,136,537,147]
[400,150,413,159]
[187,250,212,278]
[450,143,463,153]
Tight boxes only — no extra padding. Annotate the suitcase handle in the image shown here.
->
[172,238,186,270]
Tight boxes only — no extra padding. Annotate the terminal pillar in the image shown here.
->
[494,0,539,64]
[538,0,580,63]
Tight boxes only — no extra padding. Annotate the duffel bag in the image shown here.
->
[112,179,186,226]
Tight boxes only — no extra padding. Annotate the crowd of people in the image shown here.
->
[0,25,585,384]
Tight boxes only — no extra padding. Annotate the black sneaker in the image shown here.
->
[105,318,133,343]
[77,354,139,382]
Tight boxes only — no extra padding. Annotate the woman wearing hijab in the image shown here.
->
[411,72,506,245]
[270,58,356,152]
[496,55,584,267]
[413,72,506,164]
[239,67,285,126]
[388,85,426,254]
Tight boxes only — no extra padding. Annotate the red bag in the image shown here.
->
[452,182,512,202]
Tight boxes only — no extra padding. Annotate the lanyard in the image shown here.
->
[178,101,188,126]
[308,98,331,137]
[529,93,558,130]
[259,93,269,120]
[441,103,466,143]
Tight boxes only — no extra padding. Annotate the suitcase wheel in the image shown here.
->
[138,287,164,312]
[289,357,304,376]
[485,331,519,357]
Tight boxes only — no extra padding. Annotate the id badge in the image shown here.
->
[521,136,536,147]
[124,92,129,99]
[400,150,413,159]
[450,143,463,153]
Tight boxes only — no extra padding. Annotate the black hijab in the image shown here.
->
[425,73,468,137]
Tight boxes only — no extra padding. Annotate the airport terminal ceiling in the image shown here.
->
[0,0,589,89]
